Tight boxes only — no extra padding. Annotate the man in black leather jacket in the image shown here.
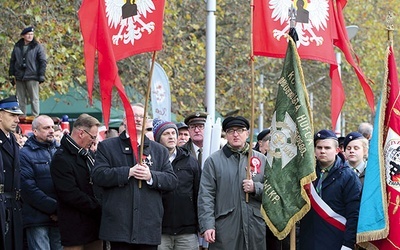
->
[9,26,47,117]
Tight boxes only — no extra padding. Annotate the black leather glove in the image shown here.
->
[39,76,45,84]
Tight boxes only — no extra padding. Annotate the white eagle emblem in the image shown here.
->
[105,0,156,46]
[269,0,329,47]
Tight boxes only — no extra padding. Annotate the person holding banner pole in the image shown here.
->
[300,129,362,250]
[92,104,178,249]
[198,116,267,250]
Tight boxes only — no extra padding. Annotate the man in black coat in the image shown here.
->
[0,96,24,250]
[50,114,102,249]
[152,118,201,250]
[92,104,177,250]
[9,27,47,117]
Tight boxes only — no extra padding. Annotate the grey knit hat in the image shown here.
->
[153,118,178,142]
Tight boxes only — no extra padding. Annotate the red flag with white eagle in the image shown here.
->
[253,0,374,129]
[79,0,165,159]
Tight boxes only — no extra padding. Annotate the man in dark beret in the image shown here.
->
[300,129,362,250]
[254,128,270,155]
[0,96,24,249]
[9,26,47,117]
[198,116,267,249]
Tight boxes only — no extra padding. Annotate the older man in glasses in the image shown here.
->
[198,116,267,250]
[182,112,207,166]
[50,114,102,250]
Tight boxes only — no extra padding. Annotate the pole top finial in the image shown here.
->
[386,11,395,43]
[386,11,395,31]
[289,5,296,28]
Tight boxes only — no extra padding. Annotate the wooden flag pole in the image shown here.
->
[290,225,296,250]
[288,6,297,250]
[246,0,256,203]
[139,51,157,188]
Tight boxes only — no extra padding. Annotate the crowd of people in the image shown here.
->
[3,27,374,248]
[0,92,373,250]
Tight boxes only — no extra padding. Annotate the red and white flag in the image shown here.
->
[253,0,374,129]
[79,0,165,158]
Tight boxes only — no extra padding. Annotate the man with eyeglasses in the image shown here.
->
[198,116,267,250]
[20,115,62,249]
[92,103,177,250]
[182,112,208,250]
[182,112,207,165]
[145,118,154,141]
[50,114,103,249]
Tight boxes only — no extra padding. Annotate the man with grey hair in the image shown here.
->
[20,115,61,249]
[92,103,177,249]
[358,122,373,140]
[51,114,102,249]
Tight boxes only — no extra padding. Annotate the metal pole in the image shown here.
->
[335,52,342,136]
[205,0,216,122]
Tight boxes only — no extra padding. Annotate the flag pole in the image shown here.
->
[138,51,157,188]
[246,0,256,203]
[288,6,297,250]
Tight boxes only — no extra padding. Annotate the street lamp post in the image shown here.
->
[334,25,359,136]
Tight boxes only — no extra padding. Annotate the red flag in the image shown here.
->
[253,0,374,129]
[369,44,400,250]
[79,0,165,159]
[330,0,374,129]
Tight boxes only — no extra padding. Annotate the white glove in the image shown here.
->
[340,246,352,250]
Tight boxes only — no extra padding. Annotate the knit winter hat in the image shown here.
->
[153,118,178,142]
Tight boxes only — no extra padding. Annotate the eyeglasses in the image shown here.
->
[188,124,205,130]
[81,129,97,140]
[226,128,247,135]
[134,114,145,119]
[146,127,153,132]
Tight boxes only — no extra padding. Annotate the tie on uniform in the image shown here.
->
[316,168,328,196]
[198,148,202,165]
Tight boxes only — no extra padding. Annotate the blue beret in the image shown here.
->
[222,116,250,131]
[343,132,364,150]
[314,129,337,145]
[257,129,271,141]
[0,96,23,115]
[21,26,34,36]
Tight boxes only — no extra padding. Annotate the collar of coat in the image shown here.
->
[119,130,152,156]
